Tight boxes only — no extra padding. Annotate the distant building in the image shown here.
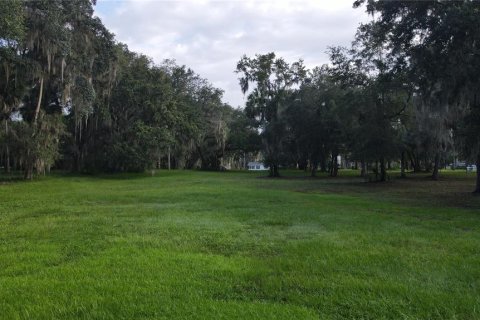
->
[247,161,269,171]
[467,164,477,172]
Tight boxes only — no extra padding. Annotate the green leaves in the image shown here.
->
[236,53,306,124]
[236,53,307,176]
[0,0,25,42]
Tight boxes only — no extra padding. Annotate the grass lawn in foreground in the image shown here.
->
[0,170,479,319]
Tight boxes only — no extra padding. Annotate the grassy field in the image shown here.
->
[0,169,479,319]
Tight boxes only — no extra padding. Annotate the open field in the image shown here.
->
[0,170,479,319]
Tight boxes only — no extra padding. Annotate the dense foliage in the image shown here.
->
[235,1,480,192]
[0,0,252,177]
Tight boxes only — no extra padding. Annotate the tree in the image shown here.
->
[328,46,409,181]
[0,0,25,174]
[286,66,347,177]
[225,108,261,169]
[236,52,306,177]
[353,0,480,189]
[0,0,240,177]
[160,61,230,170]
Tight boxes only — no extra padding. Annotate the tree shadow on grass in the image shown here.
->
[283,171,480,211]
[0,171,26,184]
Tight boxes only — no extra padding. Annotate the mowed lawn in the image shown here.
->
[0,170,479,319]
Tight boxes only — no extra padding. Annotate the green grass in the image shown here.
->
[0,169,479,319]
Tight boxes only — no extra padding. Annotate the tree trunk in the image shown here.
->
[311,160,318,177]
[432,152,440,181]
[330,154,338,177]
[474,152,480,194]
[273,164,280,177]
[4,119,10,173]
[400,151,406,178]
[24,163,33,180]
[425,154,432,172]
[269,163,280,177]
[74,150,81,172]
[361,161,367,177]
[411,152,421,173]
[380,157,387,182]
[33,76,44,124]
[168,146,171,170]
[320,156,327,173]
[334,155,339,177]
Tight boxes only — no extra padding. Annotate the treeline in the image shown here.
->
[235,1,480,192]
[0,0,260,177]
[1,1,479,192]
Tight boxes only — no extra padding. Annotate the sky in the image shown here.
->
[94,0,370,107]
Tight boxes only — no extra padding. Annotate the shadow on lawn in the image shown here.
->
[0,171,27,184]
[281,170,480,210]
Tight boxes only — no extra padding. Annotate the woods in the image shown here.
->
[1,0,479,192]
[0,0,243,176]
[235,1,480,192]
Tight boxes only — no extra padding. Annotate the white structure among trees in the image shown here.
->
[247,162,268,171]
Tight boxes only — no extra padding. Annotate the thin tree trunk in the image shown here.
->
[432,152,440,181]
[333,157,338,177]
[269,163,280,177]
[330,154,338,177]
[168,146,171,170]
[311,160,318,177]
[380,157,387,182]
[425,154,432,172]
[33,76,44,124]
[329,154,334,176]
[24,160,33,180]
[5,145,10,173]
[411,152,420,173]
[4,119,9,173]
[320,155,327,173]
[361,161,367,177]
[474,152,480,194]
[401,151,406,178]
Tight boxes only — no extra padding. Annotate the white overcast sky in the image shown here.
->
[94,0,370,107]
